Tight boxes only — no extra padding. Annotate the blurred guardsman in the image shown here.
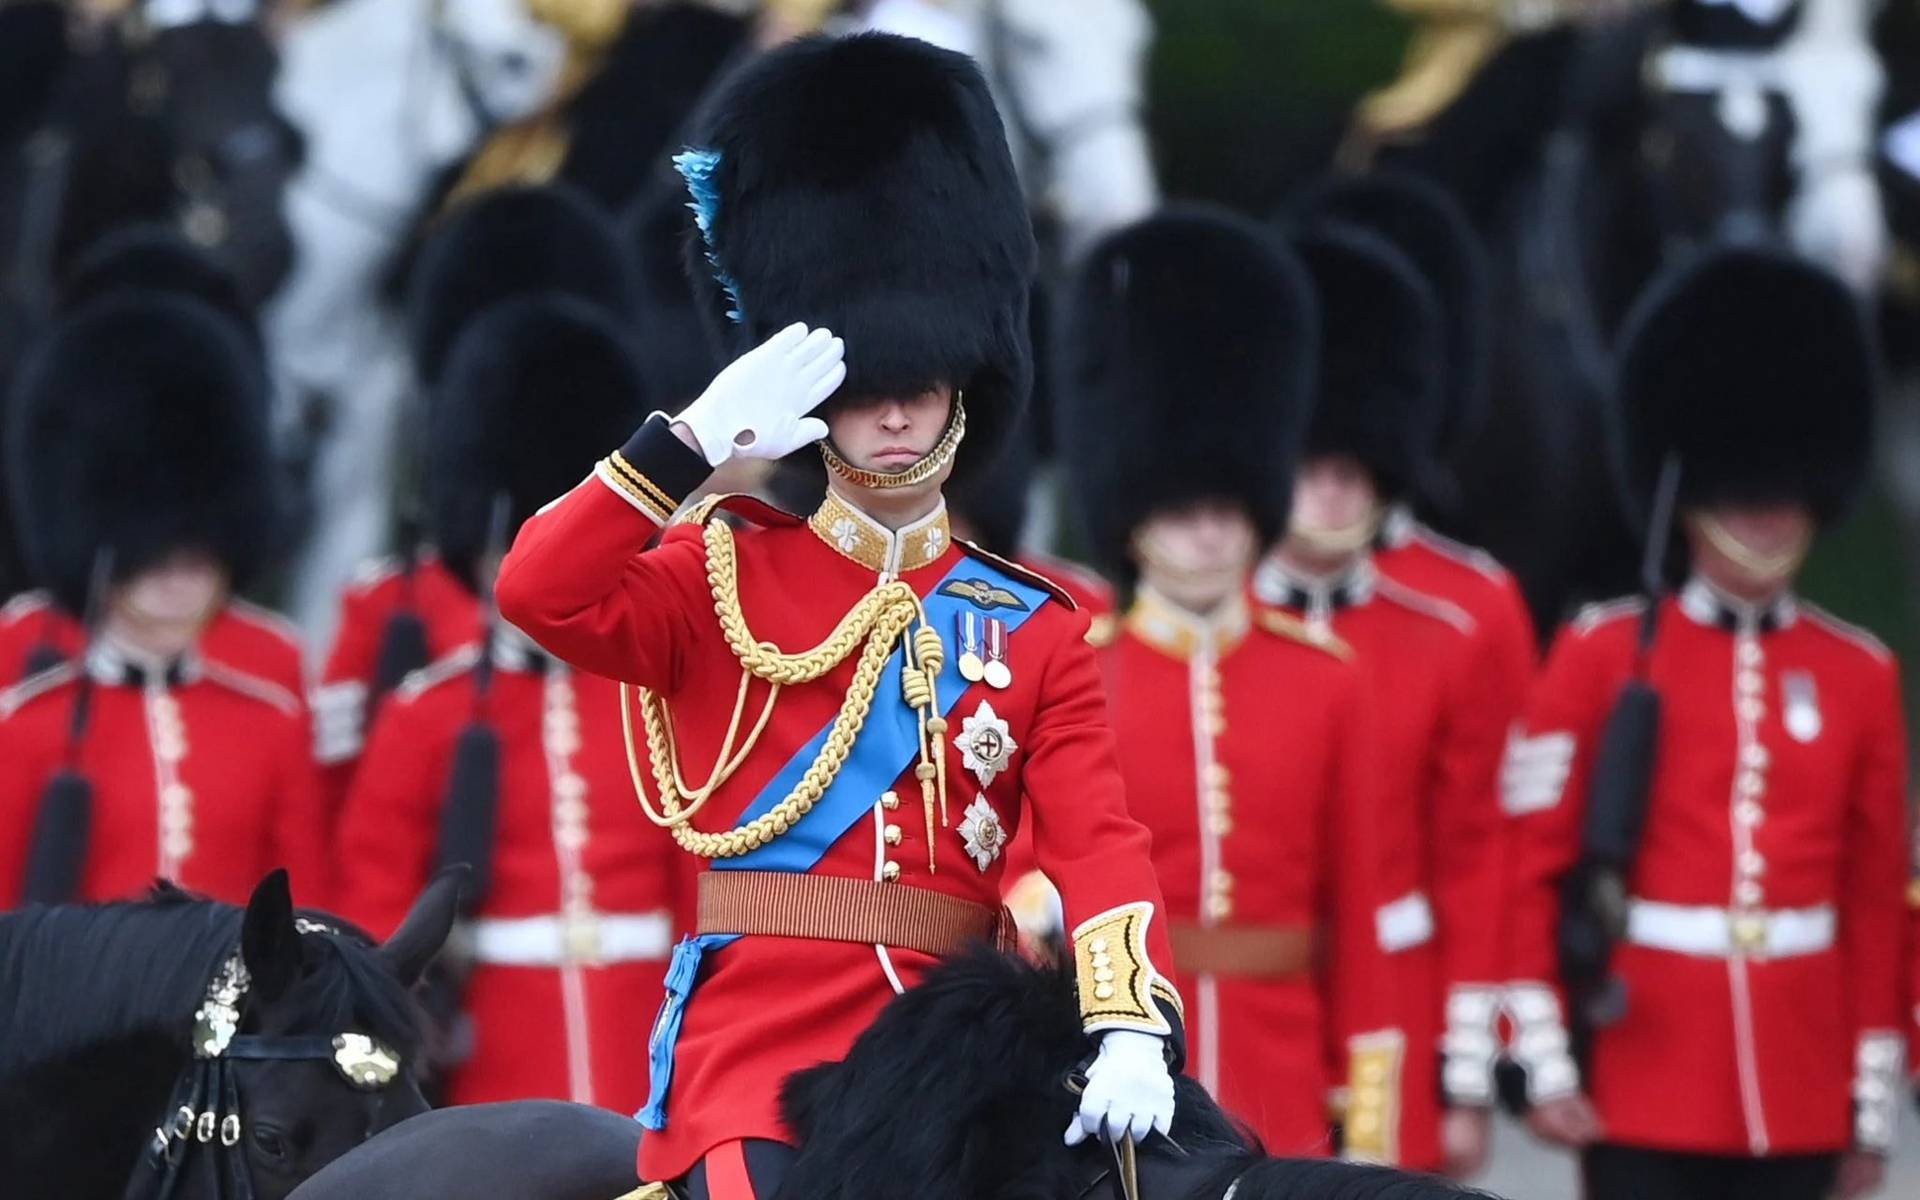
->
[492,35,1182,1198]
[1060,207,1400,1161]
[1504,247,1907,1200]
[1252,223,1510,1176]
[336,294,682,1114]
[0,295,327,906]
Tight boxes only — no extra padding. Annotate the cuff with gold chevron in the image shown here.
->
[1343,1029,1406,1165]
[1072,903,1177,1038]
[594,414,711,524]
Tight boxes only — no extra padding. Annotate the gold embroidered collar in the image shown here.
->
[808,490,952,576]
[1124,584,1251,660]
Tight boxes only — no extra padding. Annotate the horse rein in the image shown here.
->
[124,922,405,1200]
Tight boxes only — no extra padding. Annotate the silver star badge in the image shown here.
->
[954,700,1017,787]
[958,796,1008,872]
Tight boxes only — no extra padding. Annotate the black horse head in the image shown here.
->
[0,869,462,1200]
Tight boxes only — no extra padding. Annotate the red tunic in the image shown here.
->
[0,636,330,907]
[0,590,308,698]
[493,419,1181,1182]
[311,556,484,802]
[1503,582,1910,1156]
[1101,586,1394,1158]
[336,642,684,1114]
[1253,557,1510,1169]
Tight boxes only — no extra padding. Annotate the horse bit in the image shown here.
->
[125,919,406,1200]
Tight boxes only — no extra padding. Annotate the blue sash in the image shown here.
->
[639,555,1048,1128]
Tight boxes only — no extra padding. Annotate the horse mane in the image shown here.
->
[0,886,419,1081]
[0,885,239,1078]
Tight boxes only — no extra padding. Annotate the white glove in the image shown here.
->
[674,323,845,467]
[1064,1029,1174,1146]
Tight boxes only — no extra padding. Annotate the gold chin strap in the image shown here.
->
[1287,508,1381,557]
[619,519,951,867]
[820,395,967,491]
[1692,514,1811,582]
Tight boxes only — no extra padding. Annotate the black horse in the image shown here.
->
[0,869,461,1200]
[290,951,1486,1200]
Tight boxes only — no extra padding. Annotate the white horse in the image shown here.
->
[264,0,566,643]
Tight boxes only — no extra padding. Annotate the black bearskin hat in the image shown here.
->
[623,184,723,409]
[59,223,256,338]
[1060,207,1318,578]
[428,296,650,589]
[1293,171,1490,464]
[409,184,638,384]
[950,413,1035,557]
[676,33,1035,484]
[1614,246,1875,528]
[7,295,276,613]
[1289,224,1442,500]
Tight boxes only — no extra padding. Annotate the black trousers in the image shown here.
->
[681,1138,797,1200]
[1581,1143,1839,1200]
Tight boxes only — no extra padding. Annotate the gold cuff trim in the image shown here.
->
[596,455,676,524]
[1344,1030,1405,1165]
[1073,902,1172,1036]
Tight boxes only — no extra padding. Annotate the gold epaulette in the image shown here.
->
[1085,612,1119,649]
[1256,608,1353,660]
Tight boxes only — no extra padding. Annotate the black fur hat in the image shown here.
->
[1289,223,1443,500]
[622,184,723,409]
[1293,171,1490,463]
[409,184,638,385]
[7,295,275,613]
[59,223,256,338]
[1059,207,1318,578]
[1614,245,1875,528]
[427,296,650,588]
[676,33,1035,484]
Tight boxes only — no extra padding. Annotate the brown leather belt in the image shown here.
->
[697,871,1013,957]
[1170,922,1315,979]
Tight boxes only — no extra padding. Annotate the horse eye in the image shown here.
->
[251,1126,288,1161]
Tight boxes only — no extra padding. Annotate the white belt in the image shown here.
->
[1626,900,1835,959]
[465,911,673,966]
[1376,891,1435,953]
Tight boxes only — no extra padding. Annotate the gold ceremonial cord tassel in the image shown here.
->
[620,519,950,864]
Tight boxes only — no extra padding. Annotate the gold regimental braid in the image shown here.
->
[620,519,951,866]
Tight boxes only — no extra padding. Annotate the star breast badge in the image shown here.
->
[958,796,1008,872]
[954,699,1017,787]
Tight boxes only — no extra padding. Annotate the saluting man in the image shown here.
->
[1252,223,1511,1175]
[1058,208,1400,1161]
[494,34,1182,1199]
[1504,247,1908,1200]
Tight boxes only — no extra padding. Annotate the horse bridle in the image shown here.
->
[124,920,406,1200]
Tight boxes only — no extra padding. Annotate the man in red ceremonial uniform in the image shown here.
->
[494,34,1182,1197]
[0,295,327,906]
[337,295,682,1114]
[1057,208,1398,1161]
[1505,248,1908,1200]
[1251,223,1509,1175]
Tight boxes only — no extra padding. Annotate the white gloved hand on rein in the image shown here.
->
[1064,1029,1175,1146]
[673,322,845,467]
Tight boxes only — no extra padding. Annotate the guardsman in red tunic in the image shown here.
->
[1055,208,1398,1160]
[311,185,639,794]
[1250,223,1510,1175]
[337,295,680,1114]
[0,296,328,907]
[1504,248,1908,1200]
[493,35,1182,1197]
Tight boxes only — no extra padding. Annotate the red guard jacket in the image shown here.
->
[0,632,329,906]
[1101,585,1397,1160]
[1253,555,1511,1170]
[0,590,307,698]
[1503,581,1910,1156]
[492,417,1183,1182]
[336,638,684,1114]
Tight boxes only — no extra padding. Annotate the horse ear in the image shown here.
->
[379,866,466,986]
[240,868,302,1000]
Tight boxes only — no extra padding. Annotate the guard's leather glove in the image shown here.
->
[1065,1029,1175,1146]
[674,323,845,467]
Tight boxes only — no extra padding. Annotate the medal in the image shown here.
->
[955,699,1018,787]
[957,611,987,683]
[982,616,1012,689]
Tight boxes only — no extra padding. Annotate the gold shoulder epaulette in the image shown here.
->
[1085,612,1119,648]
[1257,609,1352,660]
